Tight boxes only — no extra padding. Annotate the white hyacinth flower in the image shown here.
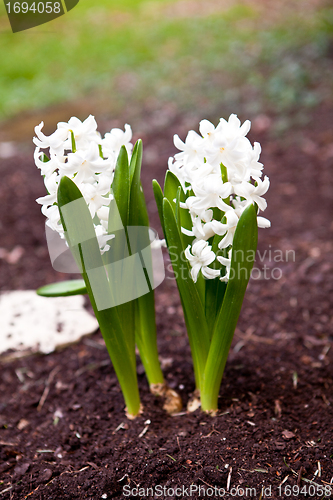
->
[173,130,205,167]
[169,114,270,282]
[102,123,133,159]
[185,240,220,283]
[34,116,133,251]
[58,115,101,152]
[217,251,232,282]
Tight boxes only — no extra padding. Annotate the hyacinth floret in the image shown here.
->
[168,114,270,283]
[34,115,133,252]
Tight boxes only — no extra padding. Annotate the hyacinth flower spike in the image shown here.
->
[154,114,270,412]
[35,117,179,417]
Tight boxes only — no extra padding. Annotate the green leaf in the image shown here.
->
[164,171,193,249]
[201,204,258,411]
[37,280,87,297]
[175,186,181,234]
[128,140,149,228]
[135,291,164,385]
[57,176,140,416]
[152,179,165,234]
[163,197,210,390]
[164,170,180,207]
[129,139,142,186]
[204,278,226,337]
[178,186,193,250]
[137,184,150,227]
[107,146,131,266]
[112,145,130,228]
[156,175,205,315]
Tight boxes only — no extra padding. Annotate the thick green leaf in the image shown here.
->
[175,186,181,234]
[128,141,163,386]
[137,184,149,227]
[179,186,193,250]
[57,176,140,415]
[164,171,193,248]
[136,290,164,385]
[37,279,87,297]
[201,204,258,410]
[128,141,150,289]
[107,146,130,266]
[164,170,180,207]
[111,145,130,228]
[163,197,210,390]
[129,139,142,186]
[152,179,165,234]
[57,177,115,311]
[156,175,205,320]
[204,278,227,337]
[128,140,148,228]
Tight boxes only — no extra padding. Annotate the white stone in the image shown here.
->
[0,291,99,354]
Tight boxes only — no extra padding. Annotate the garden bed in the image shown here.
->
[0,104,332,499]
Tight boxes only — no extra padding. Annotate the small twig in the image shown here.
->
[87,462,99,470]
[278,475,289,488]
[300,477,325,488]
[113,422,127,434]
[198,477,214,488]
[138,419,151,438]
[0,350,37,364]
[23,466,90,498]
[239,468,268,473]
[275,399,282,418]
[227,466,232,491]
[74,359,110,377]
[321,394,330,406]
[235,329,274,345]
[202,425,221,438]
[117,473,128,483]
[83,338,105,350]
[15,368,25,383]
[177,436,181,452]
[283,458,325,488]
[37,366,60,412]
[0,486,12,496]
[297,467,305,487]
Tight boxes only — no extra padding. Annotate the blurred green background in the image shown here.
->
[0,0,332,134]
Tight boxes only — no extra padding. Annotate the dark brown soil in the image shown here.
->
[0,105,333,499]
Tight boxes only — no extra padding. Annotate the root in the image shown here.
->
[187,388,201,412]
[150,383,183,415]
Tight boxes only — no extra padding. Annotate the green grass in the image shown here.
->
[0,0,332,122]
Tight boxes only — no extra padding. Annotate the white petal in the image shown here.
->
[199,119,215,137]
[257,216,271,228]
[201,266,220,280]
